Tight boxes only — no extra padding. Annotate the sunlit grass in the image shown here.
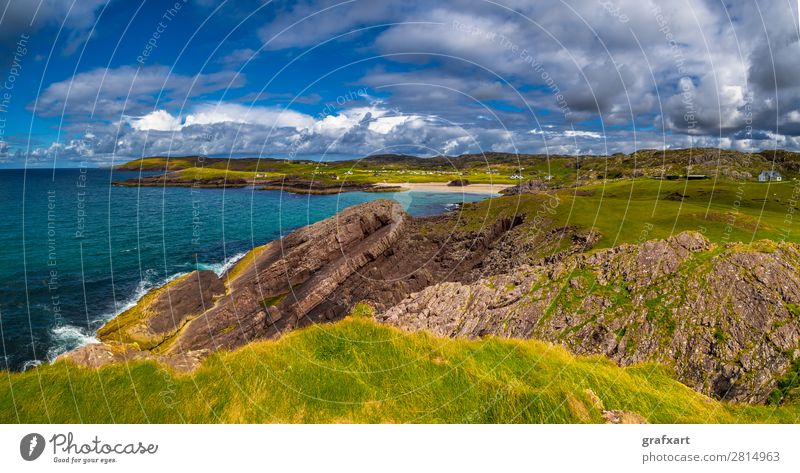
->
[174,168,266,181]
[1,311,797,423]
[455,178,799,248]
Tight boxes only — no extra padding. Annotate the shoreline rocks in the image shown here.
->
[62,200,410,367]
[113,173,384,194]
[95,270,225,351]
[59,197,800,406]
[113,172,250,188]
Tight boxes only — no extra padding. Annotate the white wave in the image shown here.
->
[21,359,43,371]
[45,271,189,361]
[195,251,247,276]
[46,325,100,361]
[107,270,187,319]
[45,255,245,361]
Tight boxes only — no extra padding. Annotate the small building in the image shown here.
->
[509,174,525,180]
[758,170,782,182]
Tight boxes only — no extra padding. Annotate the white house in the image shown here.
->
[758,170,782,182]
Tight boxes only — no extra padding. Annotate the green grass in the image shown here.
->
[171,165,523,185]
[114,148,800,188]
[455,178,799,249]
[174,167,270,181]
[116,157,558,185]
[1,310,797,423]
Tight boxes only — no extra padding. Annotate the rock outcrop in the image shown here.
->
[377,232,800,404]
[96,270,225,350]
[60,342,208,372]
[113,172,250,188]
[171,199,408,352]
[63,196,544,369]
[60,195,800,406]
[62,200,409,366]
[259,175,376,194]
[499,179,554,195]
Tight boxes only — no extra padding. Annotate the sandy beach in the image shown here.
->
[375,182,511,194]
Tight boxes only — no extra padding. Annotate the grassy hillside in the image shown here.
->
[119,158,525,185]
[1,308,798,423]
[114,148,800,187]
[455,178,799,251]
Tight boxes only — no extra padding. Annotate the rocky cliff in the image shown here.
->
[378,232,800,403]
[63,199,800,405]
[64,198,548,366]
[66,200,408,366]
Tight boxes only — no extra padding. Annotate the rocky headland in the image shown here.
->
[113,172,384,194]
[62,199,800,405]
[112,173,250,189]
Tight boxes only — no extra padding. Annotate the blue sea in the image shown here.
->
[0,169,492,371]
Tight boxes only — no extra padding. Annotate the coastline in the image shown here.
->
[111,173,513,195]
[39,251,251,369]
[48,193,485,369]
[14,177,800,420]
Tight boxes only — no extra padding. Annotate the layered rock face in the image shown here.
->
[171,199,408,352]
[65,200,409,364]
[96,270,225,350]
[302,213,529,320]
[65,198,541,366]
[377,232,800,403]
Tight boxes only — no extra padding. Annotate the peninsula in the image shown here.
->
[2,147,800,423]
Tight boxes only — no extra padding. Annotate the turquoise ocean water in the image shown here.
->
[0,169,492,370]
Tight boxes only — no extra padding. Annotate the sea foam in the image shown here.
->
[195,251,247,276]
[38,252,249,365]
[45,325,100,362]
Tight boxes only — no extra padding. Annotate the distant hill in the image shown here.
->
[116,148,800,180]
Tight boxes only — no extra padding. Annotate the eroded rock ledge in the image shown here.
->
[64,200,408,366]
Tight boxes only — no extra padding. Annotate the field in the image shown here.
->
[1,307,798,423]
[454,178,799,250]
[121,158,527,185]
[114,148,800,188]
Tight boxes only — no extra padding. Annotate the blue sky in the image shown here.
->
[0,0,799,167]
